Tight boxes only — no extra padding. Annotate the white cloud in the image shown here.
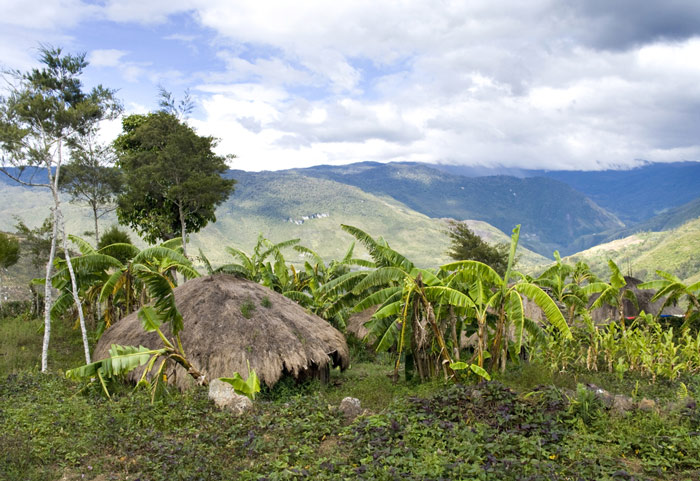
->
[6,1,700,170]
[88,49,127,67]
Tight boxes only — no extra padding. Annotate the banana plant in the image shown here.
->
[342,225,461,381]
[216,234,300,290]
[98,238,199,326]
[283,242,374,329]
[440,226,570,373]
[585,259,638,328]
[536,253,596,325]
[639,270,700,329]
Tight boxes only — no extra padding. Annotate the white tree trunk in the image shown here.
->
[93,203,100,246]
[54,142,92,365]
[41,175,60,372]
[57,208,92,364]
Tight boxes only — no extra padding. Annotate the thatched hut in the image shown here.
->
[589,276,683,323]
[93,274,350,390]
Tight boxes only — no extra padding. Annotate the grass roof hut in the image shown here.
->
[589,276,683,323]
[93,274,350,390]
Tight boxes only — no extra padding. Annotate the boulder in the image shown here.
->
[208,378,253,415]
[339,397,363,421]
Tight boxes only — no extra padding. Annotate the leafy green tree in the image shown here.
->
[114,112,236,256]
[14,217,56,273]
[0,46,121,370]
[0,232,20,300]
[98,225,132,249]
[445,220,511,275]
[59,135,123,245]
[0,232,20,270]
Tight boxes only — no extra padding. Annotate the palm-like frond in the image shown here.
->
[198,248,214,275]
[99,269,125,302]
[50,291,75,321]
[294,245,325,266]
[372,317,401,352]
[513,283,571,339]
[283,290,314,308]
[422,286,475,309]
[353,286,402,312]
[134,246,189,266]
[353,266,408,294]
[607,259,626,289]
[132,265,183,335]
[215,263,251,278]
[98,243,140,261]
[160,237,184,251]
[341,224,413,270]
[319,270,368,295]
[69,235,97,255]
[69,253,123,274]
[441,260,502,286]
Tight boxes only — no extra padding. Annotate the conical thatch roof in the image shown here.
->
[93,275,349,390]
[589,276,683,323]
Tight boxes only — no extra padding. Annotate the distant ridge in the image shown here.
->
[427,160,700,224]
[293,161,623,256]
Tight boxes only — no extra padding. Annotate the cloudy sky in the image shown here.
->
[2,1,700,172]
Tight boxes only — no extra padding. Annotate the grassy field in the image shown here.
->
[2,312,700,480]
[565,217,700,283]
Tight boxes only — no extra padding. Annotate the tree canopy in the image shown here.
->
[59,137,123,244]
[445,221,511,275]
[114,112,236,254]
[0,232,20,270]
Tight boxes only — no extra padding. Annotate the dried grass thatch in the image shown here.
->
[93,274,349,390]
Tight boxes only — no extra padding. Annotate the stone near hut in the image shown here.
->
[339,397,363,421]
[637,398,657,412]
[612,394,635,414]
[208,378,253,415]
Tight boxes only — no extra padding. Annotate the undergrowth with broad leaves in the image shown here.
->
[3,368,700,481]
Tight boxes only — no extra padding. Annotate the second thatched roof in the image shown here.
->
[93,274,350,390]
[589,276,683,323]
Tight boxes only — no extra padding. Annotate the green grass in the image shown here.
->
[0,312,86,376]
[3,314,700,480]
[565,217,700,283]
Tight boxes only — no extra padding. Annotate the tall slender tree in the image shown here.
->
[59,133,123,245]
[0,46,121,370]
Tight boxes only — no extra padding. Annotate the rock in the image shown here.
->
[612,394,634,413]
[637,398,657,412]
[208,378,253,415]
[339,397,363,421]
[586,383,614,407]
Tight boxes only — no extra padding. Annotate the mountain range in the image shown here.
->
[1,160,699,286]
